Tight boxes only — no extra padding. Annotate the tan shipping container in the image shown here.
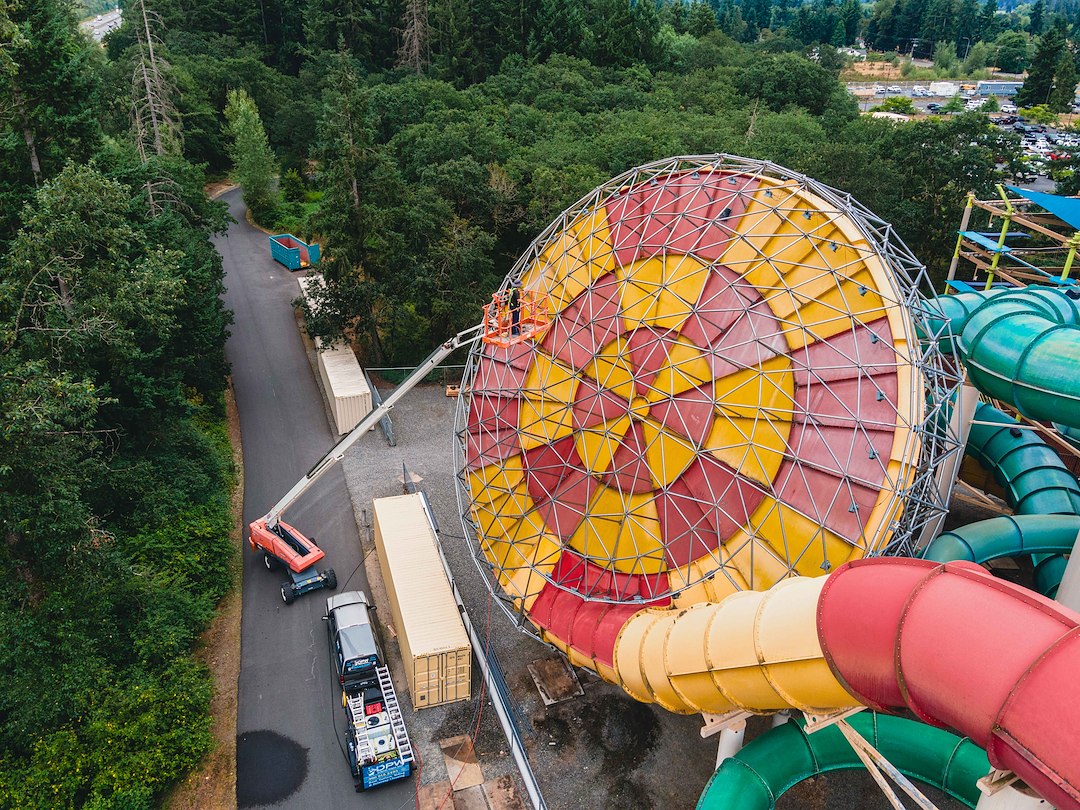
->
[297,275,373,435]
[316,345,372,435]
[372,493,472,709]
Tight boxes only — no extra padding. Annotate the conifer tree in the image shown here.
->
[1051,48,1079,112]
[398,0,430,73]
[0,0,100,237]
[1017,21,1066,107]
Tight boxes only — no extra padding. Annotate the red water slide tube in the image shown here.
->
[818,558,1080,810]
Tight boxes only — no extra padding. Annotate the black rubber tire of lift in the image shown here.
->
[281,583,296,604]
[324,568,337,590]
[263,552,274,570]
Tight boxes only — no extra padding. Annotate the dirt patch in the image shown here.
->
[532,691,661,807]
[163,382,244,810]
[432,696,508,760]
[206,179,238,200]
[235,730,309,807]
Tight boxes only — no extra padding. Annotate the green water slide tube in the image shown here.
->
[925,513,1080,566]
[938,401,1080,596]
[956,288,1080,429]
[965,402,1080,518]
[696,713,990,810]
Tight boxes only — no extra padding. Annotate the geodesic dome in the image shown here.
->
[454,156,959,628]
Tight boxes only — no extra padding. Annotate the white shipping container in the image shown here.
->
[373,494,472,709]
[297,275,372,435]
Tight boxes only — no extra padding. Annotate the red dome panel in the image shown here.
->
[542,272,625,372]
[648,385,715,448]
[626,326,681,389]
[771,458,886,545]
[571,378,631,431]
[472,341,533,393]
[549,548,671,602]
[464,395,521,470]
[790,317,898,386]
[655,454,766,566]
[606,172,760,267]
[523,436,598,540]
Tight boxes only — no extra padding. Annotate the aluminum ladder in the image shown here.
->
[376,665,414,763]
[345,693,375,764]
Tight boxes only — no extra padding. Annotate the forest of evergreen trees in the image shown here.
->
[0,0,1061,805]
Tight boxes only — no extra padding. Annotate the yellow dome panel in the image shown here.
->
[582,336,637,401]
[567,487,667,575]
[574,415,633,477]
[522,206,616,314]
[618,254,710,332]
[641,419,698,488]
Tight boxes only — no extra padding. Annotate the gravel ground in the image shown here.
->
[338,383,998,810]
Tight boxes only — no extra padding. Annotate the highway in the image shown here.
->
[217,189,412,808]
[80,8,121,42]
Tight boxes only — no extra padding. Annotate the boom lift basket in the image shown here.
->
[482,289,551,347]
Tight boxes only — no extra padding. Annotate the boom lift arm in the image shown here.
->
[263,323,485,529]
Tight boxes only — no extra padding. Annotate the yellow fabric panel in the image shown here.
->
[617,253,710,331]
[644,337,715,400]
[574,415,632,476]
[721,527,794,591]
[523,352,578,405]
[467,457,526,507]
[717,191,793,288]
[707,355,793,485]
[669,557,745,609]
[641,419,698,488]
[771,274,889,350]
[517,397,575,451]
[713,354,795,419]
[499,534,560,613]
[471,488,542,546]
[746,497,855,580]
[567,487,667,574]
[523,206,616,314]
[582,336,637,401]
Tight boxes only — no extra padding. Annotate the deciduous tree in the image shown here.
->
[224,87,278,223]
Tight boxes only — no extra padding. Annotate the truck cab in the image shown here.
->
[325,592,381,694]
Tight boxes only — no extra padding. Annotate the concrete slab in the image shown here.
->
[439,735,484,790]
[527,656,584,706]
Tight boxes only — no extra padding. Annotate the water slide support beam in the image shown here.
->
[983,186,1015,290]
[948,192,976,286]
[832,720,941,810]
[1055,526,1080,614]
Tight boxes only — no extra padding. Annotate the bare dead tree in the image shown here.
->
[129,0,187,214]
[131,0,181,159]
[397,0,429,74]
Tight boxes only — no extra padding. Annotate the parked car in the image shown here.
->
[1000,103,1018,114]
[927,102,942,112]
[873,86,886,95]
[887,85,904,94]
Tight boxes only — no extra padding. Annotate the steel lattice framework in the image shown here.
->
[453,155,962,626]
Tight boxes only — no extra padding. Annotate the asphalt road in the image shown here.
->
[217,189,412,808]
[80,8,122,42]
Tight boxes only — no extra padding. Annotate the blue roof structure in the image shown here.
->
[1008,186,1080,232]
